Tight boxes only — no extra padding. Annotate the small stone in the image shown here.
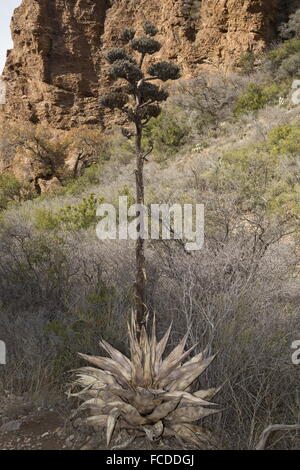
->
[0,420,22,433]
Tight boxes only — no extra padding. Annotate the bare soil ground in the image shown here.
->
[0,393,181,450]
[0,410,65,450]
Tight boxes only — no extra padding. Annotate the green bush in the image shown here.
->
[278,53,300,79]
[267,38,300,68]
[0,174,34,211]
[58,193,103,230]
[46,283,126,376]
[34,208,60,230]
[237,51,257,75]
[58,163,103,196]
[211,129,300,222]
[143,110,189,157]
[267,124,300,156]
[234,82,288,116]
[35,193,103,231]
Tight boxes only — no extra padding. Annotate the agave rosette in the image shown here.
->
[69,313,221,448]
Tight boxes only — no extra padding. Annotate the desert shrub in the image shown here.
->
[116,184,135,207]
[267,38,300,69]
[180,0,202,20]
[237,51,257,75]
[267,123,300,155]
[0,174,22,211]
[278,53,300,79]
[0,307,56,394]
[34,193,103,231]
[46,283,127,376]
[58,163,103,196]
[143,110,189,157]
[234,82,289,116]
[34,207,61,230]
[149,239,300,449]
[279,8,300,39]
[212,138,300,223]
[0,226,72,312]
[0,174,35,211]
[57,193,103,230]
[173,73,244,134]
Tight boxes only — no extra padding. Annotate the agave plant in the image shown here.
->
[69,314,221,449]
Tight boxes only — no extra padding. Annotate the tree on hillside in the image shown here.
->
[100,22,181,330]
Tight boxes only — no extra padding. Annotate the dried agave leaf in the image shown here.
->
[107,408,120,445]
[78,397,106,411]
[140,326,153,386]
[168,423,215,449]
[165,405,221,423]
[194,386,222,400]
[131,388,158,415]
[158,391,213,407]
[122,410,148,427]
[78,353,131,387]
[156,344,198,387]
[160,330,190,371]
[85,415,108,429]
[100,339,132,374]
[76,367,117,386]
[150,315,157,374]
[143,420,164,441]
[145,399,180,423]
[104,386,136,403]
[167,355,216,392]
[155,322,172,371]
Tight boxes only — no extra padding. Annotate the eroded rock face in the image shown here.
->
[2,0,111,129]
[0,0,297,187]
[1,0,292,130]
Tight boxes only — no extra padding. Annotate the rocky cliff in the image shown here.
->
[0,0,296,130]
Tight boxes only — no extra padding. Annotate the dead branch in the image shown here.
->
[256,424,300,450]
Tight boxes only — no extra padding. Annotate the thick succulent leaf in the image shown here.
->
[122,410,148,426]
[183,349,206,367]
[167,355,216,392]
[132,387,159,415]
[165,405,221,423]
[78,397,106,411]
[107,408,120,445]
[155,322,172,372]
[78,353,131,387]
[104,386,136,403]
[160,330,190,370]
[143,420,164,441]
[145,399,180,423]
[85,415,108,428]
[74,374,99,388]
[99,339,132,374]
[140,326,152,384]
[156,344,198,388]
[173,350,203,371]
[158,391,213,407]
[194,386,222,400]
[150,315,157,374]
[167,423,216,449]
[128,314,143,383]
[68,385,101,400]
[75,367,118,387]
